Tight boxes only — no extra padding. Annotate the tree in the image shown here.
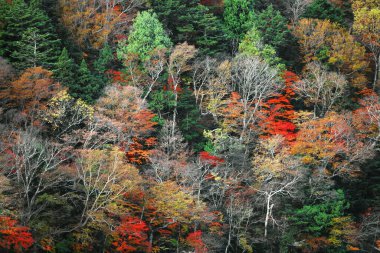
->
[303,0,346,25]
[238,27,284,70]
[168,42,198,138]
[112,216,150,253]
[116,11,172,62]
[223,0,255,53]
[73,59,101,103]
[73,148,142,232]
[1,0,60,62]
[284,0,313,25]
[252,136,301,238]
[295,62,348,118]
[192,57,231,120]
[11,27,60,70]
[150,0,226,55]
[231,55,280,141]
[42,90,94,137]
[2,130,68,224]
[0,216,34,253]
[0,67,60,113]
[352,0,380,89]
[58,0,145,49]
[258,71,298,142]
[293,18,368,89]
[290,190,356,252]
[94,43,114,82]
[54,48,77,88]
[254,5,289,50]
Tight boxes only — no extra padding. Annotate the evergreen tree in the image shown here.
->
[1,0,60,67]
[194,5,227,55]
[117,11,172,62]
[150,0,226,55]
[223,0,255,52]
[303,0,346,25]
[94,43,114,83]
[254,5,289,50]
[73,60,100,103]
[11,27,60,70]
[54,48,77,88]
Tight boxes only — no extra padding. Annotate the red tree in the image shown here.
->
[112,216,150,253]
[0,216,34,253]
[186,231,208,253]
[258,71,298,142]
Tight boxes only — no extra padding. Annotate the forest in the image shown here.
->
[0,0,379,252]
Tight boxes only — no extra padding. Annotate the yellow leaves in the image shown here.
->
[293,18,369,88]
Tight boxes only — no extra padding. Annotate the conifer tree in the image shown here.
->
[150,0,226,55]
[54,48,77,87]
[223,0,255,52]
[254,5,290,50]
[73,59,100,103]
[11,27,60,70]
[1,0,60,68]
[94,43,114,83]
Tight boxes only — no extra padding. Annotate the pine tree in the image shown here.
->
[223,0,255,52]
[94,43,114,83]
[11,27,60,70]
[1,0,60,68]
[73,60,100,103]
[254,5,290,50]
[303,0,346,25]
[150,0,226,55]
[54,48,77,88]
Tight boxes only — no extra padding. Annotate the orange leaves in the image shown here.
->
[112,216,150,253]
[126,137,157,165]
[0,216,34,253]
[0,67,60,113]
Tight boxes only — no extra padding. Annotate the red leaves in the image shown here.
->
[258,71,298,142]
[199,151,224,167]
[0,216,34,253]
[126,137,157,164]
[112,216,150,253]
[186,231,208,253]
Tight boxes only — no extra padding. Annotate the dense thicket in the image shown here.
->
[0,0,379,252]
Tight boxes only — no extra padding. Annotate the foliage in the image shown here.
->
[0,216,34,253]
[303,0,346,24]
[254,5,289,50]
[0,67,60,112]
[117,11,172,61]
[151,0,226,55]
[293,18,368,89]
[223,0,255,51]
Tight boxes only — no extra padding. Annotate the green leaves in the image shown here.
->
[117,11,172,62]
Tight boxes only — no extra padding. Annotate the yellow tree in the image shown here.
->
[58,0,145,49]
[352,0,380,88]
[293,18,369,89]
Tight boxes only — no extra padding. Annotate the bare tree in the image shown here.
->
[192,57,232,120]
[4,130,69,224]
[295,62,348,118]
[285,0,314,26]
[149,120,189,183]
[232,55,280,141]
[168,42,198,136]
[142,48,167,103]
